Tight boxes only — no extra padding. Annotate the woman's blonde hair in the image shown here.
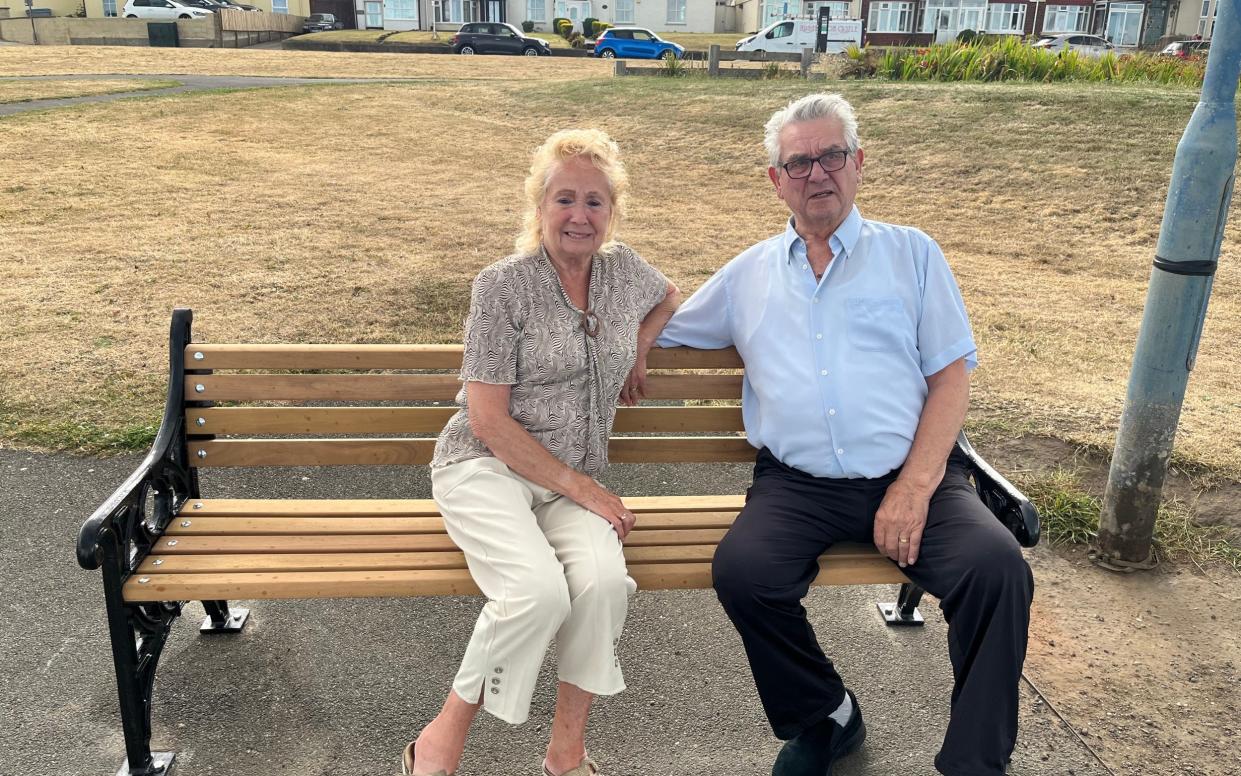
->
[516,128,628,255]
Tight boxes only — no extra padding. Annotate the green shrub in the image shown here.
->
[552,16,570,36]
[569,31,586,48]
[582,16,597,36]
[856,38,1206,86]
[521,20,534,32]
[594,21,610,35]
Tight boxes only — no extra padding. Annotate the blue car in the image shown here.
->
[593,27,685,60]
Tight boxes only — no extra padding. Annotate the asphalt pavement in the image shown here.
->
[0,448,1106,776]
[0,74,404,117]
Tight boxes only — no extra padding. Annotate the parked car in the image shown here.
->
[592,27,684,60]
[212,0,262,11]
[451,22,553,55]
[122,0,214,19]
[303,12,342,31]
[176,0,220,10]
[1031,33,1114,56]
[1160,39,1210,59]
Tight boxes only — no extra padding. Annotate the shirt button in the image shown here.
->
[495,667,503,674]
[490,687,500,694]
[837,448,844,455]
[802,264,809,271]
[829,409,836,416]
[820,370,828,376]
[816,333,823,340]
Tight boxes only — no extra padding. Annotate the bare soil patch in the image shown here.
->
[1025,544,1240,776]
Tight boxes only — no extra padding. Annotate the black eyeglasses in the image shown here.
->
[781,149,852,179]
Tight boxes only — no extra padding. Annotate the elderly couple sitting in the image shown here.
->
[402,92,1033,776]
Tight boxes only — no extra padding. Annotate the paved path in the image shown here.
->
[0,73,403,116]
[0,447,1106,776]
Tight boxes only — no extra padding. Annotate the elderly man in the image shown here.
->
[656,93,1033,776]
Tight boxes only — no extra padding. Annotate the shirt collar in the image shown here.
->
[783,206,863,264]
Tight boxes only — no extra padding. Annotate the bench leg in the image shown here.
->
[101,534,179,776]
[199,600,250,634]
[877,583,926,626]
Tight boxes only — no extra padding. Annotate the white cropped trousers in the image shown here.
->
[431,456,635,724]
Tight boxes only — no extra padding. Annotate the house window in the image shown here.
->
[867,0,913,31]
[553,0,565,16]
[1198,0,1215,37]
[272,0,288,11]
[804,1,851,19]
[388,0,417,19]
[666,0,686,23]
[1105,1,1141,46]
[1043,3,1090,32]
[103,0,117,14]
[920,0,986,34]
[763,0,800,25]
[614,0,633,22]
[441,0,463,21]
[526,0,545,22]
[986,2,1024,32]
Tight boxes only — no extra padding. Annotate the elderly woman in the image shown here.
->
[403,128,680,776]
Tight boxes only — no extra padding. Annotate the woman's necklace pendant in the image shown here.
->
[581,309,600,338]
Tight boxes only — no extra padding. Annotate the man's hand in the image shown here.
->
[873,478,932,568]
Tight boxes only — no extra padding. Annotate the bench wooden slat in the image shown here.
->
[134,543,893,575]
[185,406,745,435]
[123,554,908,601]
[176,495,748,516]
[184,373,743,402]
[184,344,743,370]
[164,512,745,536]
[188,437,754,468]
[150,528,730,554]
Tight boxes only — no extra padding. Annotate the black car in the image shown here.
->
[451,22,552,56]
[303,12,341,31]
[178,0,219,10]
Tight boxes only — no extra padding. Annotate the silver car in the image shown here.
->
[1032,33,1115,56]
[122,0,214,17]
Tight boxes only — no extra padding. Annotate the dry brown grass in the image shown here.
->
[0,54,1237,477]
[0,77,179,103]
[0,45,610,80]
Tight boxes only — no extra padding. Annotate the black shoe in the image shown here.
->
[771,689,866,776]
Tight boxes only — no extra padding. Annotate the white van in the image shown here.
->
[735,17,863,54]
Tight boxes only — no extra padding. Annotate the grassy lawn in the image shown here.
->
[0,78,180,104]
[658,32,752,49]
[0,49,1237,485]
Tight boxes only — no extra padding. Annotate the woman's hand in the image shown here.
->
[619,353,648,407]
[566,473,637,540]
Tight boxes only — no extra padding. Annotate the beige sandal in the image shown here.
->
[402,742,451,776]
[542,756,600,776]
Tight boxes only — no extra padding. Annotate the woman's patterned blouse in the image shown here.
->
[431,242,671,477]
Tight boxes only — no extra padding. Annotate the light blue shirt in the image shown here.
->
[657,207,977,479]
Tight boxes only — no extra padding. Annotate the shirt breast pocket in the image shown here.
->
[845,296,908,353]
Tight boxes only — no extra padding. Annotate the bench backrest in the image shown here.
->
[182,343,753,470]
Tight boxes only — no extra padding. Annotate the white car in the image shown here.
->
[1032,33,1114,56]
[122,0,214,18]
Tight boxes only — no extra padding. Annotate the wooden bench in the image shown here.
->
[76,308,1040,776]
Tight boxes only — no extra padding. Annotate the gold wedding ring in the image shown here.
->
[898,538,910,544]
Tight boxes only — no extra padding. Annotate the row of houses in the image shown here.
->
[341,0,1218,47]
[14,0,1218,47]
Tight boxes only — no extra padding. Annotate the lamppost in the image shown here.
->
[1094,0,1240,570]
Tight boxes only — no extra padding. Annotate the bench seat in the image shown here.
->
[125,496,909,602]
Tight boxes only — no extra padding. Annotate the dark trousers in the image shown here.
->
[712,448,1034,776]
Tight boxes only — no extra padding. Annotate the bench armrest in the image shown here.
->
[956,431,1041,548]
[76,308,197,571]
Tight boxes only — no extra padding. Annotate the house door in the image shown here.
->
[488,0,500,20]
[566,0,589,29]
[934,10,955,43]
[364,0,382,26]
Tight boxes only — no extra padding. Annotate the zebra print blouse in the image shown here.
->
[431,242,670,476]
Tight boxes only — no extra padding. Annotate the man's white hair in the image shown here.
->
[763,93,859,168]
